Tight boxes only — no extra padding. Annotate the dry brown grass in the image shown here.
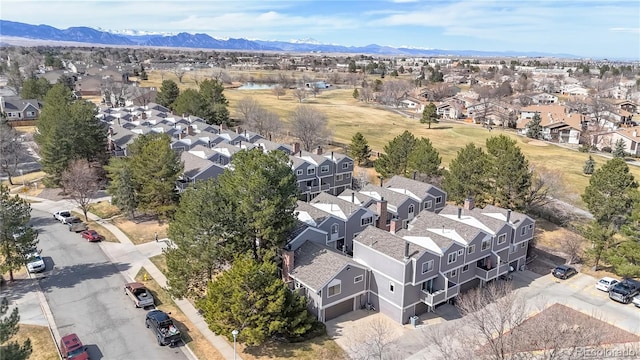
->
[135,268,225,360]
[14,324,59,360]
[149,254,168,274]
[112,217,168,244]
[88,201,122,219]
[2,171,46,191]
[14,125,37,134]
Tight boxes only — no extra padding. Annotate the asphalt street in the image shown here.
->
[31,208,188,360]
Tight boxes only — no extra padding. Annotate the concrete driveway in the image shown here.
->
[327,270,640,360]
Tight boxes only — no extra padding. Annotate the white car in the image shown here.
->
[596,277,619,292]
[632,295,640,308]
[26,253,45,273]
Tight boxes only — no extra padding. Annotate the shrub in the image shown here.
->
[601,146,612,153]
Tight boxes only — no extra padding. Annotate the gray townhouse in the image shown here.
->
[384,175,447,214]
[0,96,42,125]
[296,192,379,254]
[98,104,357,194]
[282,195,535,324]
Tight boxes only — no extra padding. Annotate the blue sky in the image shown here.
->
[2,0,639,59]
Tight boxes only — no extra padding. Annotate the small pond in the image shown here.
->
[237,83,276,90]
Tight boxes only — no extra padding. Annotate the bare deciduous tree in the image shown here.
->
[525,165,566,212]
[0,119,26,185]
[61,159,102,221]
[236,97,261,124]
[289,105,331,152]
[173,67,186,83]
[378,79,411,106]
[272,84,286,99]
[348,317,400,360]
[561,232,584,265]
[293,88,307,103]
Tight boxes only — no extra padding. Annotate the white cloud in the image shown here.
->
[609,27,640,34]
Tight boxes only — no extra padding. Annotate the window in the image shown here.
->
[521,242,526,248]
[336,174,344,181]
[462,264,469,273]
[450,269,457,277]
[408,204,415,215]
[26,111,36,117]
[457,249,463,256]
[424,200,432,210]
[497,234,507,245]
[422,260,434,274]
[354,275,363,284]
[389,282,395,293]
[521,227,527,236]
[361,216,373,226]
[321,165,329,173]
[529,224,533,230]
[435,196,443,204]
[331,224,339,234]
[447,252,457,264]
[510,244,517,254]
[296,169,303,176]
[307,168,315,175]
[402,219,409,229]
[295,281,302,289]
[342,162,352,169]
[468,244,476,254]
[481,239,491,251]
[327,279,341,297]
[345,173,351,179]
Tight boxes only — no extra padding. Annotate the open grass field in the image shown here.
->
[13,324,59,360]
[142,70,640,207]
[112,217,168,245]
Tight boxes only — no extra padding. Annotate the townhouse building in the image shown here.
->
[283,191,535,324]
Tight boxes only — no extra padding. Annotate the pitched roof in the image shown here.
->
[296,200,330,226]
[310,192,365,220]
[1,97,41,112]
[613,126,640,142]
[479,205,530,227]
[355,226,428,261]
[517,104,583,130]
[384,175,440,201]
[438,204,505,234]
[404,210,485,247]
[360,184,412,210]
[290,241,358,291]
[181,151,217,178]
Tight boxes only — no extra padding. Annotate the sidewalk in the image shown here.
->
[22,194,241,360]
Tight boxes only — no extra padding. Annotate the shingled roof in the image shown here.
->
[290,241,358,291]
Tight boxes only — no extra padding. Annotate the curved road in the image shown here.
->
[31,209,188,360]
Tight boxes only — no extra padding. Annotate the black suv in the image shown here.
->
[145,310,181,346]
[552,265,577,280]
[609,279,640,304]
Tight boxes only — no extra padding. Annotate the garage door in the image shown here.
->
[325,298,353,321]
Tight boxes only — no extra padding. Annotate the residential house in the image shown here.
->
[611,100,638,115]
[290,144,354,200]
[526,92,559,104]
[590,126,640,155]
[176,151,225,192]
[436,99,464,120]
[517,104,584,144]
[384,175,447,213]
[0,97,42,125]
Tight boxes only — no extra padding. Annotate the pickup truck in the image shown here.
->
[54,210,72,223]
[145,310,181,346]
[124,282,155,308]
[66,217,88,233]
[609,279,640,304]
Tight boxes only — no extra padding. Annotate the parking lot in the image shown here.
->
[327,269,640,360]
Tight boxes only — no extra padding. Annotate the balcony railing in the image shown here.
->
[421,281,459,306]
[476,266,499,281]
[498,263,510,276]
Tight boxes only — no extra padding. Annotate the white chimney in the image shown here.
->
[633,130,637,137]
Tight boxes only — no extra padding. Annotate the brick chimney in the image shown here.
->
[141,111,147,120]
[377,197,388,230]
[390,219,402,234]
[315,146,323,155]
[292,142,301,154]
[281,248,295,282]
[463,197,475,210]
[187,125,195,136]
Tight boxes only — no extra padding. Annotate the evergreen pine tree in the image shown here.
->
[0,297,32,360]
[374,131,417,178]
[420,102,439,129]
[349,132,371,166]
[526,113,543,139]
[612,138,626,158]
[442,143,488,205]
[155,80,180,109]
[583,155,595,175]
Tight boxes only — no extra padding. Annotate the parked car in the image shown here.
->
[81,230,103,242]
[59,333,89,360]
[596,277,619,292]
[66,217,88,233]
[551,265,577,280]
[145,310,181,346]
[609,279,640,304]
[54,210,72,223]
[26,252,45,273]
[632,295,640,308]
[124,282,155,308]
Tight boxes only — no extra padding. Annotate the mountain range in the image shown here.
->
[0,20,578,58]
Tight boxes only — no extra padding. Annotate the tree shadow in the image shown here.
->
[38,261,131,291]
[428,126,453,130]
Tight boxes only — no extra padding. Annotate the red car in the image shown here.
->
[80,230,103,242]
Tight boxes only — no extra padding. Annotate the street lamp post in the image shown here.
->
[19,169,24,186]
[232,329,239,360]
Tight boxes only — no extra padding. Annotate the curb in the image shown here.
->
[27,271,63,360]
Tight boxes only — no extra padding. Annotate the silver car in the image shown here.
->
[26,253,45,273]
